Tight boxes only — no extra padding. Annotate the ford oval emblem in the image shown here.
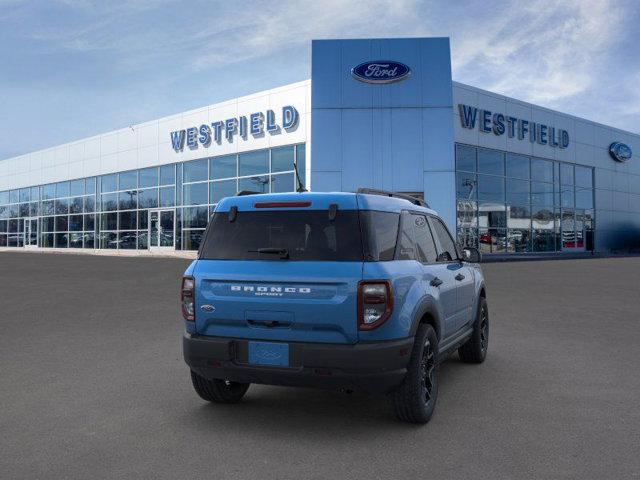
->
[351,60,411,84]
[609,142,632,162]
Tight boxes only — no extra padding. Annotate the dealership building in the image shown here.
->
[1,37,639,255]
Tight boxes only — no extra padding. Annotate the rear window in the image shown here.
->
[200,210,364,261]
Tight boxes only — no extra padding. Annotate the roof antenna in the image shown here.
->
[293,160,307,192]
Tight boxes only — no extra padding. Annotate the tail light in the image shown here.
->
[357,281,393,330]
[181,276,195,321]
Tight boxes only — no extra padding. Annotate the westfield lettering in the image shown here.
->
[458,104,570,149]
[170,105,299,153]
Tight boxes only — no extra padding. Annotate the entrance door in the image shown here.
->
[23,217,38,248]
[149,209,175,250]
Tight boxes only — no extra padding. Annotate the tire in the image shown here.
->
[458,297,489,364]
[390,323,439,424]
[190,370,250,404]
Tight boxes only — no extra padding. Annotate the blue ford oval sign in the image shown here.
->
[609,142,632,162]
[351,60,411,84]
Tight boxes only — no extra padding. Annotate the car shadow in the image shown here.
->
[179,356,469,436]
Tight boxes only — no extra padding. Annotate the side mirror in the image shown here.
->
[462,247,482,263]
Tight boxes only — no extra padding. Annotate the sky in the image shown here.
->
[0,0,638,160]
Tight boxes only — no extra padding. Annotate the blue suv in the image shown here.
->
[182,189,488,423]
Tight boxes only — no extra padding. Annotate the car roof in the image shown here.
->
[215,191,438,216]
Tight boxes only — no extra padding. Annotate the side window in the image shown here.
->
[429,217,458,262]
[395,211,416,260]
[412,214,438,263]
[360,211,400,261]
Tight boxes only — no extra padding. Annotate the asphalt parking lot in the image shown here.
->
[1,252,639,479]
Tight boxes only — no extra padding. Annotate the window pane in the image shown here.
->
[531,158,554,183]
[270,173,294,193]
[101,193,118,211]
[69,232,83,248]
[55,233,68,248]
[183,183,208,205]
[183,206,209,228]
[119,211,137,230]
[456,144,476,172]
[457,200,478,229]
[19,188,30,203]
[42,216,55,232]
[506,154,529,179]
[429,217,458,261]
[55,215,68,231]
[296,144,306,182]
[138,189,158,209]
[360,211,399,261]
[531,182,554,206]
[183,159,208,183]
[84,196,95,213]
[56,182,70,198]
[239,176,269,194]
[271,146,295,173]
[30,187,39,202]
[456,172,477,200]
[100,232,117,249]
[575,166,593,188]
[183,230,205,251]
[160,165,175,186]
[561,210,576,248]
[101,174,117,192]
[100,212,117,230]
[83,232,95,249]
[576,187,593,209]
[137,231,148,249]
[85,177,96,194]
[506,178,530,204]
[413,215,438,263]
[139,167,158,188]
[69,215,83,231]
[55,198,69,215]
[70,179,84,196]
[119,231,137,250]
[119,190,137,210]
[561,185,574,207]
[478,148,504,175]
[70,197,83,214]
[210,179,237,204]
[84,214,95,231]
[507,205,530,229]
[41,233,54,247]
[0,191,9,204]
[507,229,531,252]
[533,229,555,252]
[239,150,269,176]
[210,155,237,180]
[119,171,137,190]
[138,210,148,230]
[159,187,175,207]
[477,174,505,203]
[532,206,554,230]
[479,201,506,229]
[560,163,574,185]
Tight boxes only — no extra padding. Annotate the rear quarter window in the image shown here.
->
[359,211,400,261]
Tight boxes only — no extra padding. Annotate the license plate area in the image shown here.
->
[248,341,289,367]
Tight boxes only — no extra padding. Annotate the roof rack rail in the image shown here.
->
[236,190,262,196]
[356,188,429,208]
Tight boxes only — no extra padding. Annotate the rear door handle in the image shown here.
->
[455,273,465,281]
[430,277,443,287]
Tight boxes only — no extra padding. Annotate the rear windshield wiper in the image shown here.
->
[248,247,290,259]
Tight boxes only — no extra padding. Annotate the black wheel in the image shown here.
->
[458,297,489,363]
[190,370,250,404]
[390,323,439,424]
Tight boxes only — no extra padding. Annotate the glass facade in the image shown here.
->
[456,144,595,254]
[0,144,305,251]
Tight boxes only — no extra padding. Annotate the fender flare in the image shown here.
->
[409,296,443,341]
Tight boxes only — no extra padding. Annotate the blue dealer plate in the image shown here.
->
[248,341,289,367]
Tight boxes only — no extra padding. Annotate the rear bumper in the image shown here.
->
[183,333,414,394]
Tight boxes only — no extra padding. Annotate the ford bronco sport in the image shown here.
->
[182,189,488,423]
